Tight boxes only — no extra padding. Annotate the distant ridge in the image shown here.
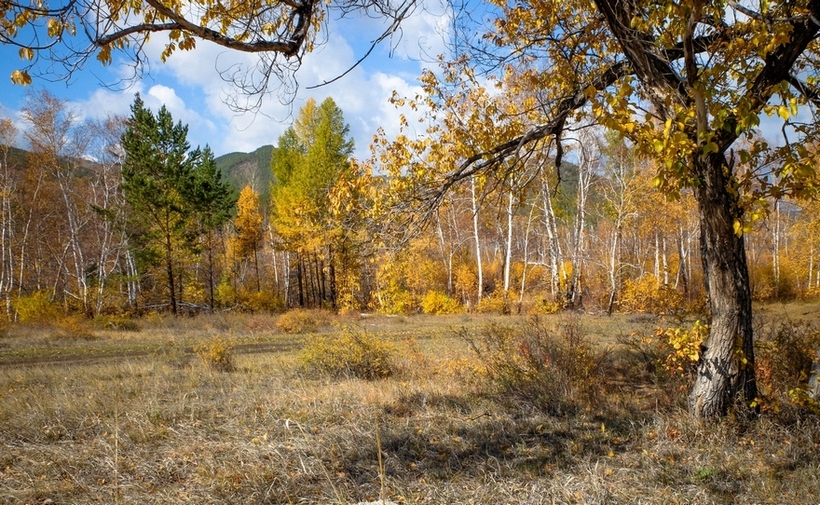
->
[215,145,274,202]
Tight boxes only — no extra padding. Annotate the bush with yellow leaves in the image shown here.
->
[620,275,685,316]
[420,290,462,315]
[476,291,510,314]
[237,289,284,313]
[15,291,61,323]
[299,328,397,380]
[275,309,332,334]
[653,320,708,383]
[194,336,235,372]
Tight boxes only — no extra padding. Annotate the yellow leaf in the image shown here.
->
[703,142,718,155]
[47,18,61,37]
[733,219,743,237]
[778,105,790,120]
[18,47,34,61]
[653,139,664,153]
[10,69,32,85]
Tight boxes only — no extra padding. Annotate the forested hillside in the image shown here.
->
[214,145,274,202]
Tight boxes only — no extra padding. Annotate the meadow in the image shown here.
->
[2,304,820,504]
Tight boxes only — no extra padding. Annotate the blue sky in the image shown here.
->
[0,1,452,160]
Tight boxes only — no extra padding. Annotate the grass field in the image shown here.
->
[2,305,820,504]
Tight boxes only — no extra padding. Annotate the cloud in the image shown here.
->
[0,3,449,158]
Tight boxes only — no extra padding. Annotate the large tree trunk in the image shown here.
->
[689,152,757,419]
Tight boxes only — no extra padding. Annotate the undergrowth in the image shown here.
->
[2,308,820,503]
[299,327,398,380]
[461,316,609,414]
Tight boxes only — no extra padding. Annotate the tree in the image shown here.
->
[85,114,134,315]
[2,0,415,108]
[21,90,96,313]
[270,97,356,309]
[121,94,198,314]
[188,145,236,310]
[234,185,264,293]
[384,1,820,419]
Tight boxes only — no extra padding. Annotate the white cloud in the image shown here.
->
[0,3,450,158]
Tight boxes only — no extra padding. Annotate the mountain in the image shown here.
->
[215,145,274,202]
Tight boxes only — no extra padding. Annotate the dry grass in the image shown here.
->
[1,307,820,503]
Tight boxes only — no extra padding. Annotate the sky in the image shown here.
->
[0,1,453,161]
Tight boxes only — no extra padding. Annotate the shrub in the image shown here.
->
[754,320,820,411]
[275,309,331,334]
[420,290,462,315]
[299,328,397,380]
[620,275,685,316]
[94,314,141,332]
[53,314,96,339]
[476,291,510,314]
[528,296,562,315]
[194,336,235,372]
[214,280,237,308]
[461,317,607,414]
[15,291,61,323]
[654,320,709,383]
[237,289,284,313]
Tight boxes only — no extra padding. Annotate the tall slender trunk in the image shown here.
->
[470,176,484,303]
[570,150,592,308]
[503,187,514,295]
[501,186,516,314]
[773,199,781,293]
[689,152,757,418]
[678,226,689,294]
[206,230,216,311]
[540,169,563,299]
[607,220,621,316]
[253,247,261,293]
[517,203,536,314]
[435,208,454,295]
[165,229,177,315]
[297,254,305,307]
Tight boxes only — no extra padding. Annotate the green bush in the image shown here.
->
[420,290,462,315]
[299,328,397,380]
[461,317,607,414]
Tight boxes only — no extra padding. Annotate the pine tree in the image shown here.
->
[187,145,237,310]
[120,94,197,314]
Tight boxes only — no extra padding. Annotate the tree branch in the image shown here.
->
[424,61,630,208]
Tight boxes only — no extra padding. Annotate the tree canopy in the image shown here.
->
[380,0,820,418]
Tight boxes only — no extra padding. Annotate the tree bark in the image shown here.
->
[689,152,757,418]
